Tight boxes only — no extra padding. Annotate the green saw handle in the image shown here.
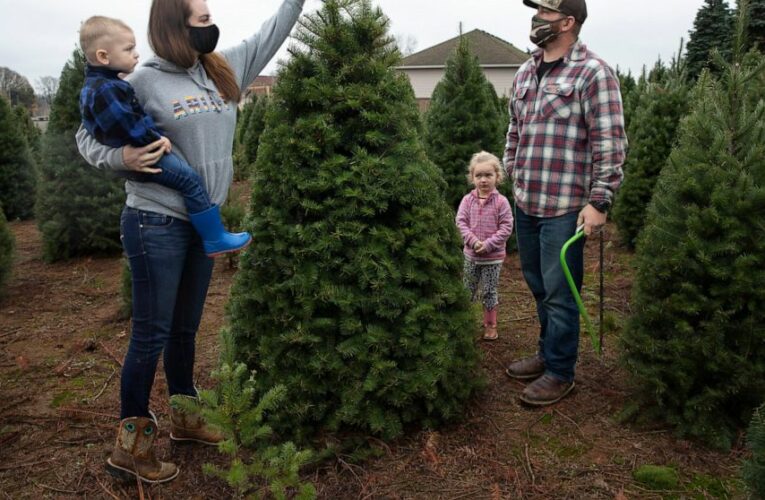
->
[560,225,601,355]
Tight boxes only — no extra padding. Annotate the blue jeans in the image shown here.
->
[119,207,214,419]
[117,153,211,214]
[515,206,584,382]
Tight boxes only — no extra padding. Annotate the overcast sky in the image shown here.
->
[1,0,707,89]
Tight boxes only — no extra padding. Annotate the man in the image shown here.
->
[503,0,627,406]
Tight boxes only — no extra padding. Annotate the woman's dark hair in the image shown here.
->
[148,0,241,103]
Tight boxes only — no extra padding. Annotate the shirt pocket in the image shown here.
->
[539,82,576,120]
[512,85,531,122]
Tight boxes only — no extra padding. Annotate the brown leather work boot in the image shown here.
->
[170,395,224,445]
[106,414,179,483]
[520,374,575,406]
[505,355,545,380]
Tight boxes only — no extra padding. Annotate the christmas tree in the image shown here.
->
[232,98,255,181]
[0,206,14,297]
[686,0,734,80]
[0,96,36,220]
[616,67,637,131]
[612,56,690,248]
[744,403,765,498]
[35,49,124,262]
[228,0,481,443]
[241,94,269,175]
[620,8,765,449]
[424,35,506,209]
[745,0,765,52]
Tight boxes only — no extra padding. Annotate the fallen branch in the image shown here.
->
[554,409,585,438]
[0,458,58,471]
[33,481,79,495]
[524,443,536,486]
[58,407,119,420]
[89,368,117,402]
[99,341,124,367]
[95,475,120,500]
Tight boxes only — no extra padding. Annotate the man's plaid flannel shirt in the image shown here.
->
[503,40,627,217]
[79,65,162,149]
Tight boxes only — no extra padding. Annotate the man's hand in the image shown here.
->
[577,204,607,236]
[122,139,167,174]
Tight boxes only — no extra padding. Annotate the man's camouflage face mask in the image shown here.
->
[529,14,568,47]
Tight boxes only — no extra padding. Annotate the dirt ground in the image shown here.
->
[0,214,749,499]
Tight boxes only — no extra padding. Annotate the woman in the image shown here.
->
[76,0,304,483]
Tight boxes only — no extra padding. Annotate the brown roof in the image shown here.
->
[249,75,276,87]
[398,29,528,68]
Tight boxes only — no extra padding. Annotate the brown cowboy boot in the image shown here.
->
[169,395,224,445]
[505,354,545,380]
[106,414,179,483]
[520,374,575,406]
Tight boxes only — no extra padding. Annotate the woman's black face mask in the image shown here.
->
[188,24,220,54]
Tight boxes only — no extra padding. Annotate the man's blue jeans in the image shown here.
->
[515,206,584,382]
[119,207,214,419]
[118,153,211,214]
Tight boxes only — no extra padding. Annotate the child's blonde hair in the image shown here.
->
[467,151,505,185]
[79,16,133,64]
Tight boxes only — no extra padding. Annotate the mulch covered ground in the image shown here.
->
[0,214,748,499]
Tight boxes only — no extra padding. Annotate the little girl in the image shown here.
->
[456,151,513,340]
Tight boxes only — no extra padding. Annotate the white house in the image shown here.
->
[396,29,529,112]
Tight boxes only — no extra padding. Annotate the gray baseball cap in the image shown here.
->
[523,0,588,24]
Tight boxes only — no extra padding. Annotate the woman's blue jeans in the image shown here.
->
[515,206,584,382]
[119,207,214,419]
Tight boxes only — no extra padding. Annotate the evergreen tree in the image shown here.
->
[612,56,690,248]
[13,105,41,157]
[242,94,269,173]
[0,206,14,297]
[616,67,637,131]
[686,0,734,80]
[35,49,124,261]
[620,10,765,448]
[745,0,765,52]
[0,96,36,220]
[228,0,481,443]
[424,36,506,209]
[233,98,256,181]
[744,403,765,498]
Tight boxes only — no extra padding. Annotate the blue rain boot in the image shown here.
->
[188,205,251,257]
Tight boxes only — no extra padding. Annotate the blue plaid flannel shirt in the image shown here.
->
[79,65,162,149]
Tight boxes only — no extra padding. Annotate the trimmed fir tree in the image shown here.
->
[424,35,506,209]
[0,206,14,297]
[744,403,765,499]
[228,0,481,443]
[620,8,765,449]
[171,328,315,499]
[233,98,256,181]
[0,96,36,220]
[35,49,124,262]
[242,94,269,174]
[686,0,734,80]
[13,105,41,156]
[745,0,765,52]
[616,67,637,131]
[612,56,690,248]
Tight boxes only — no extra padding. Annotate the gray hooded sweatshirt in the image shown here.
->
[76,0,304,221]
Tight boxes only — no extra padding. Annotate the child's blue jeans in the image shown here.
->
[117,153,211,214]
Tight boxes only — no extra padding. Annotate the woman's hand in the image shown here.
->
[122,139,168,174]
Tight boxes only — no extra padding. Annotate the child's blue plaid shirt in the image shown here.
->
[79,65,162,149]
